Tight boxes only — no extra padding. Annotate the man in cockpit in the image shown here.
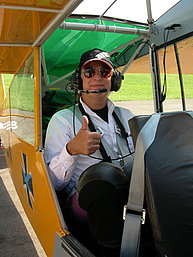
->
[45,49,134,256]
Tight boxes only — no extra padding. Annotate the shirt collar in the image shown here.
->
[80,97,115,118]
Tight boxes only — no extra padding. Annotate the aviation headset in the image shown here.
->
[71,49,123,92]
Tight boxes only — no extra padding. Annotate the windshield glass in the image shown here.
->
[72,0,180,23]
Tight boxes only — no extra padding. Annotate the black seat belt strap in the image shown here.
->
[112,111,129,146]
[78,102,111,162]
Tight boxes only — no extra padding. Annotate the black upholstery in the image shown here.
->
[129,111,193,257]
[77,162,129,256]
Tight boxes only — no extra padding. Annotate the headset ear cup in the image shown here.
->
[111,70,122,92]
[77,69,83,90]
[71,69,82,90]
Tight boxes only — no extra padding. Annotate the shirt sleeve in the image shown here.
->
[44,111,78,190]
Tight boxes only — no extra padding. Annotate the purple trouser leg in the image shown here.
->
[70,192,87,221]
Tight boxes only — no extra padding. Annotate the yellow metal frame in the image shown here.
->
[0,1,83,256]
[34,46,41,149]
[0,0,83,74]
[3,45,68,257]
[0,74,5,112]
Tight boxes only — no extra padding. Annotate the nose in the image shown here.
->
[93,68,102,78]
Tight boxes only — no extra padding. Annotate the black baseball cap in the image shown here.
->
[79,49,114,70]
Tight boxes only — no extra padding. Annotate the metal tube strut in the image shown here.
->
[60,22,150,35]
[173,43,186,111]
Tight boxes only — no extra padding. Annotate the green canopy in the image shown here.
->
[43,17,147,84]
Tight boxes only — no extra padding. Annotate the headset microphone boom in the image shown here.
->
[78,88,107,94]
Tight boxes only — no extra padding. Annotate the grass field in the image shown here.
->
[2,73,193,111]
[3,74,34,111]
[109,73,193,101]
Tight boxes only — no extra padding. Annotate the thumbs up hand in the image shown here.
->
[81,115,89,131]
[66,116,101,156]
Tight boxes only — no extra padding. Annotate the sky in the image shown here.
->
[73,0,180,23]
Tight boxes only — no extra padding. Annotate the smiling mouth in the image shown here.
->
[90,85,105,89]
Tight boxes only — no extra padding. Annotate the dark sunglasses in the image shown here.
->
[83,67,112,78]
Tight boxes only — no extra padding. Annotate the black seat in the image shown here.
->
[129,111,193,257]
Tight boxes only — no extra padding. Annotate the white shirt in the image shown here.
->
[45,98,134,193]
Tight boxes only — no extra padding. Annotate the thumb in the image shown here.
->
[81,115,89,130]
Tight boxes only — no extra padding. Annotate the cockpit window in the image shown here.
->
[157,37,193,112]
[10,51,35,145]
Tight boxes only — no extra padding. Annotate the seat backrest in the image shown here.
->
[129,111,193,257]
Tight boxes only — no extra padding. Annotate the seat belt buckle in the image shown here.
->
[123,205,146,224]
[118,154,124,169]
[96,127,104,137]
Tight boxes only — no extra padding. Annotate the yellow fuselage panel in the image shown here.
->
[0,9,55,44]
[0,46,32,73]
[0,0,73,73]
[0,0,70,9]
[6,132,67,256]
[0,1,81,255]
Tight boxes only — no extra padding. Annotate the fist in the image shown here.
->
[67,116,101,156]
